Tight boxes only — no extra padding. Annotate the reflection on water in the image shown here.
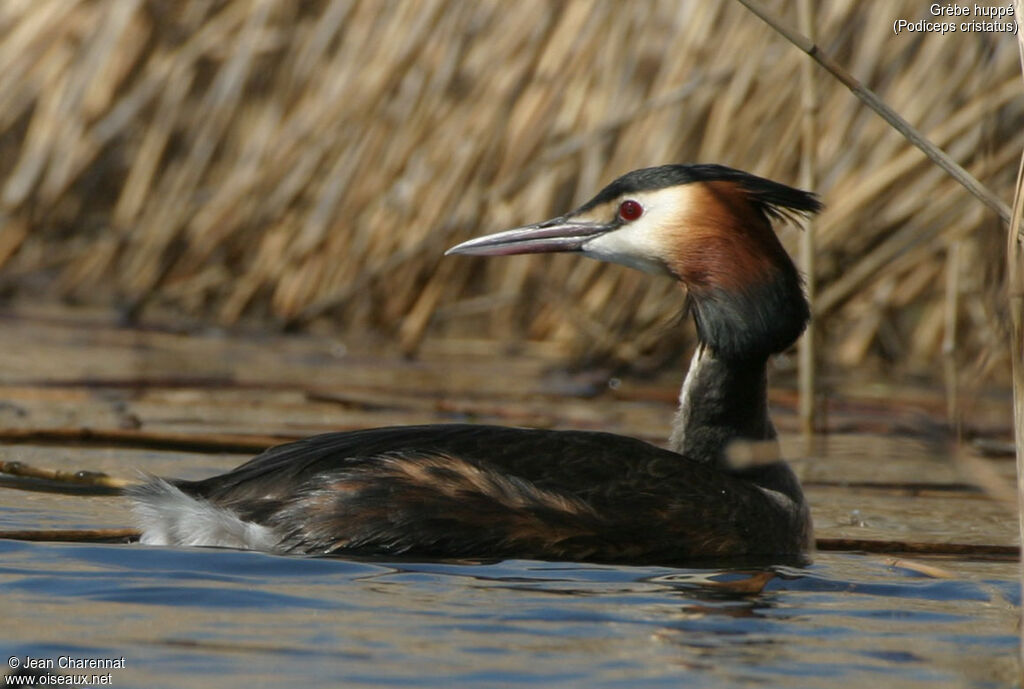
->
[1,539,1017,688]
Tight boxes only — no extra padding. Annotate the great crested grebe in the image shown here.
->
[131,164,822,564]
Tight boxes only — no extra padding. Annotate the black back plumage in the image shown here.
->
[178,424,808,562]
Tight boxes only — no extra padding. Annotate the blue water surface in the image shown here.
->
[0,538,1018,688]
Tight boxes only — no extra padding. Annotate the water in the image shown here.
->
[3,308,1018,686]
[1,538,1017,688]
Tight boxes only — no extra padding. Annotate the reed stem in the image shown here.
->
[1011,2,1024,674]
[734,0,1013,227]
[796,0,818,439]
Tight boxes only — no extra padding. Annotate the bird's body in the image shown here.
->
[132,164,821,565]
[134,424,809,563]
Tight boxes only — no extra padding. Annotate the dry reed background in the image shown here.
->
[0,0,1020,387]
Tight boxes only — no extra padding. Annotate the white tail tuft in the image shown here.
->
[129,478,279,551]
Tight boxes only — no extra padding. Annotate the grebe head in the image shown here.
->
[447,164,822,360]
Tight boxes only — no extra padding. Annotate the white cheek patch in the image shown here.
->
[580,186,692,276]
[582,227,670,275]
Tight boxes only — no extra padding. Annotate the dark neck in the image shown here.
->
[687,263,809,361]
[669,346,804,504]
[669,346,774,460]
[669,264,810,502]
[672,256,808,455]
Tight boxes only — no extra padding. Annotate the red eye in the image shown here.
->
[618,199,643,221]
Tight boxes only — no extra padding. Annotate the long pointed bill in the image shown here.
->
[445,217,613,256]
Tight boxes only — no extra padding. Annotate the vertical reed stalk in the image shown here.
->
[1011,153,1024,684]
[1011,2,1024,675]
[734,0,1012,224]
[942,239,961,431]
[796,0,817,438]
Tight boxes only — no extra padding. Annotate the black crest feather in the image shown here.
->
[579,164,822,225]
